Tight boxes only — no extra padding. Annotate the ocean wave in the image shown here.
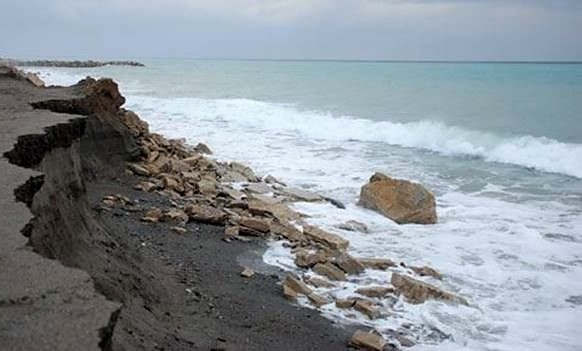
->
[128,96,582,179]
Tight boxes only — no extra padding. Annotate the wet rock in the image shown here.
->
[358,172,437,224]
[282,187,322,202]
[391,273,468,305]
[264,174,286,186]
[337,220,369,233]
[335,298,357,309]
[283,274,313,296]
[239,217,272,236]
[127,163,150,177]
[229,162,258,182]
[411,266,442,280]
[355,286,394,298]
[332,253,365,275]
[307,292,328,307]
[302,225,349,251]
[358,258,396,270]
[312,262,347,281]
[193,142,212,154]
[323,196,346,209]
[294,250,328,268]
[283,284,298,301]
[185,204,226,225]
[240,268,255,278]
[245,183,273,194]
[349,330,387,351]
[269,221,304,242]
[304,276,336,288]
[354,299,382,320]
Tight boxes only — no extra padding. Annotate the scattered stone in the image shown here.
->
[160,208,188,223]
[411,266,443,280]
[355,286,394,298]
[303,225,349,251]
[171,226,187,235]
[313,262,347,281]
[134,181,159,192]
[335,298,357,309]
[245,183,273,194]
[141,207,163,223]
[161,174,183,193]
[127,163,151,177]
[358,258,396,270]
[269,221,304,242]
[282,187,322,202]
[229,162,258,182]
[337,220,369,233]
[304,276,336,288]
[283,284,298,301]
[354,299,382,320]
[239,217,272,235]
[391,273,468,305]
[197,178,218,195]
[283,274,313,296]
[185,204,226,225]
[307,292,328,307]
[193,142,212,154]
[349,330,387,351]
[240,268,255,278]
[332,253,365,275]
[294,250,328,268]
[224,226,239,238]
[358,172,437,224]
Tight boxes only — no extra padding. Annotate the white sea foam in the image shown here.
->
[35,67,582,350]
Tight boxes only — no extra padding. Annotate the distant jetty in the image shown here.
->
[0,58,145,67]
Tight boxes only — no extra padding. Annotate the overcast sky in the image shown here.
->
[1,0,581,61]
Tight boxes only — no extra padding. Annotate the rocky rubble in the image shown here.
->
[112,98,466,349]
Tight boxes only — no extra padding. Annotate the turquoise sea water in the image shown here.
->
[35,60,582,351]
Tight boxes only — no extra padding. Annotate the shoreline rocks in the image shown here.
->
[358,172,437,225]
[1,58,145,67]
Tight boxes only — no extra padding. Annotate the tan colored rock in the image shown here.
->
[24,71,45,87]
[313,262,347,281]
[197,178,217,195]
[333,254,365,275]
[245,183,273,194]
[239,217,271,235]
[141,207,163,223]
[229,162,258,182]
[307,292,328,307]
[337,220,369,233]
[119,109,149,136]
[411,265,443,280]
[193,142,212,154]
[355,286,394,298]
[160,208,188,223]
[283,284,298,301]
[283,274,313,296]
[294,250,328,268]
[281,187,322,202]
[161,174,183,193]
[127,163,151,177]
[224,226,239,238]
[358,172,437,224]
[264,174,286,186]
[185,204,226,225]
[304,276,336,288]
[302,225,349,251]
[358,258,396,271]
[391,273,468,305]
[171,226,187,235]
[354,299,382,320]
[269,221,304,242]
[134,181,159,192]
[335,298,357,309]
[240,267,255,278]
[349,330,387,351]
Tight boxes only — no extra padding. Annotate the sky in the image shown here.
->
[1,0,581,61]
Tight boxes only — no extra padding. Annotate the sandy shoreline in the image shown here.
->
[0,67,357,350]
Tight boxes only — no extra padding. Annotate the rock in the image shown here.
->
[221,188,246,201]
[245,183,273,194]
[197,178,217,195]
[304,276,336,288]
[390,273,468,305]
[332,254,365,275]
[411,265,443,280]
[269,221,304,242]
[161,174,183,193]
[240,268,255,278]
[224,226,239,238]
[119,109,149,136]
[134,181,159,192]
[264,174,286,186]
[193,142,212,154]
[323,196,346,209]
[294,250,328,268]
[229,162,258,182]
[239,217,272,236]
[247,200,273,217]
[358,258,396,271]
[302,225,349,251]
[182,155,203,167]
[337,220,369,233]
[307,292,328,307]
[24,72,45,87]
[283,274,313,296]
[220,170,249,183]
[355,286,394,298]
[313,262,347,281]
[185,204,226,225]
[354,299,382,320]
[358,172,437,224]
[282,187,322,202]
[127,163,151,177]
[349,330,387,351]
[141,207,163,223]
[335,298,357,309]
[283,284,298,301]
[160,208,188,223]
[171,226,187,235]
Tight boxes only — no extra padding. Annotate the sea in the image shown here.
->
[32,60,582,351]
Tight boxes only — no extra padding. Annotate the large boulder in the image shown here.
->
[358,172,437,224]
